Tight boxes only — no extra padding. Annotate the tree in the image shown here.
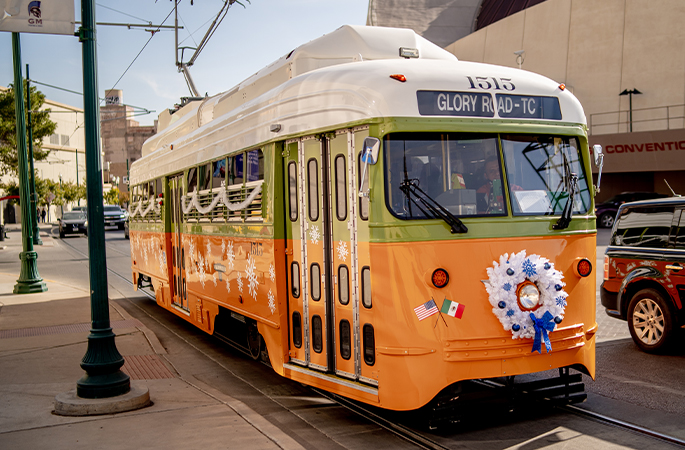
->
[0,82,57,176]
[104,187,120,205]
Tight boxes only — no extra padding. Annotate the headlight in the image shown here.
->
[517,282,540,310]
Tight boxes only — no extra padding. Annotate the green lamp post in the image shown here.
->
[11,33,46,294]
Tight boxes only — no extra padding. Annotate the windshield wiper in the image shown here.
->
[553,172,578,230]
[399,179,468,234]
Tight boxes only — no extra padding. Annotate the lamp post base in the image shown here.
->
[76,328,131,399]
[13,251,47,294]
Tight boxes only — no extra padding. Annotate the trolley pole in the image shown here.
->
[26,65,43,246]
[11,33,47,294]
[75,0,130,398]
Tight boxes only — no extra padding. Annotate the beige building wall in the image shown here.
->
[444,0,685,135]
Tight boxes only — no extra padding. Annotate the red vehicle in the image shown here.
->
[601,197,685,352]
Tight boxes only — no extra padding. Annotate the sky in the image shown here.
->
[0,0,370,126]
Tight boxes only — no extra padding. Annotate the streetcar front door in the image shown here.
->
[284,130,373,382]
[170,174,187,310]
[284,136,332,372]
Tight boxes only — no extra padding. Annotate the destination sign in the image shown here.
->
[417,91,495,117]
[494,94,562,120]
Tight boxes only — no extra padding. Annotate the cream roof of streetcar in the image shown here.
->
[131,25,586,183]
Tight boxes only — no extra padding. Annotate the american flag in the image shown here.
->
[414,299,439,321]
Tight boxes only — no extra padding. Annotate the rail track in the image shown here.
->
[56,232,685,449]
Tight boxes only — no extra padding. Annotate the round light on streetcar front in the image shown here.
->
[517,282,540,310]
[431,268,449,288]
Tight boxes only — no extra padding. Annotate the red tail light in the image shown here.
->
[604,255,609,281]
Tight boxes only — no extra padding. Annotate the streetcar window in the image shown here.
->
[310,263,321,301]
[363,324,375,366]
[292,312,302,348]
[200,163,212,191]
[384,132,504,218]
[312,315,323,353]
[155,178,163,198]
[361,266,372,308]
[291,262,300,298]
[288,162,298,222]
[228,154,244,185]
[358,153,369,220]
[501,135,591,216]
[307,158,319,222]
[247,149,264,182]
[338,265,349,305]
[142,182,149,199]
[212,159,226,189]
[340,320,351,360]
[335,155,347,221]
[187,167,198,192]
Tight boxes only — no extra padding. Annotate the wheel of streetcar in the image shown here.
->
[598,212,615,228]
[627,288,674,353]
[246,320,262,360]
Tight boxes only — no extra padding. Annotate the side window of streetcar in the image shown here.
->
[200,163,212,191]
[187,167,198,193]
[155,178,162,199]
[307,158,320,222]
[247,149,264,182]
[361,266,372,308]
[229,155,244,185]
[212,158,226,189]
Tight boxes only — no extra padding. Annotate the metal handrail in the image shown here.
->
[589,104,685,135]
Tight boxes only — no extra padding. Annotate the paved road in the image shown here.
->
[2,225,684,448]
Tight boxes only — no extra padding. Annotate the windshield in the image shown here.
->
[501,134,590,215]
[104,206,123,212]
[63,213,85,220]
[385,133,506,218]
[384,132,591,219]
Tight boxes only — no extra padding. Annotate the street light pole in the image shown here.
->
[75,0,130,398]
[11,33,47,294]
[26,64,42,246]
[619,88,642,132]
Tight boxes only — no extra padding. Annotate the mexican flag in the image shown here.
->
[440,299,465,318]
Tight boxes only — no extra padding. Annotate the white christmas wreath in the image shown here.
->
[484,250,568,352]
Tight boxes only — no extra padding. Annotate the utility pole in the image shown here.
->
[26,65,43,245]
[11,33,47,294]
[75,0,130,398]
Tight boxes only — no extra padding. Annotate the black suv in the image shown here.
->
[595,192,668,228]
[601,197,685,352]
[103,205,127,230]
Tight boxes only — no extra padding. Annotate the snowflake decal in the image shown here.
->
[221,240,226,257]
[267,289,276,315]
[198,253,206,288]
[206,241,212,261]
[507,309,515,317]
[212,273,218,287]
[225,278,231,293]
[237,272,243,293]
[143,242,149,265]
[503,282,512,292]
[336,241,349,261]
[246,254,259,300]
[158,250,166,274]
[269,264,276,282]
[310,225,321,245]
[555,296,567,308]
[522,258,537,277]
[225,240,235,270]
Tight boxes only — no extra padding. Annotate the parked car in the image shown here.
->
[595,192,668,228]
[601,196,685,352]
[58,211,87,238]
[103,205,127,230]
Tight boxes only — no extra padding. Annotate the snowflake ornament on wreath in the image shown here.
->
[484,250,568,353]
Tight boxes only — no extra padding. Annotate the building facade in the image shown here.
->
[100,89,157,198]
[371,0,685,200]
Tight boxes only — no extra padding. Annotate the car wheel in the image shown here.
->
[627,288,674,353]
[598,212,615,228]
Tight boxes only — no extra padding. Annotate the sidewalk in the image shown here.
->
[0,227,304,449]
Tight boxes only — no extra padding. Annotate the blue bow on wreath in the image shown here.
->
[530,311,556,354]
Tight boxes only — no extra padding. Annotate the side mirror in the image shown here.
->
[361,137,381,165]
[592,144,604,195]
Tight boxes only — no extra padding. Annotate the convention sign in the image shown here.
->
[0,0,75,35]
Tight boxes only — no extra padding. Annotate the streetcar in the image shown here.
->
[128,25,601,412]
